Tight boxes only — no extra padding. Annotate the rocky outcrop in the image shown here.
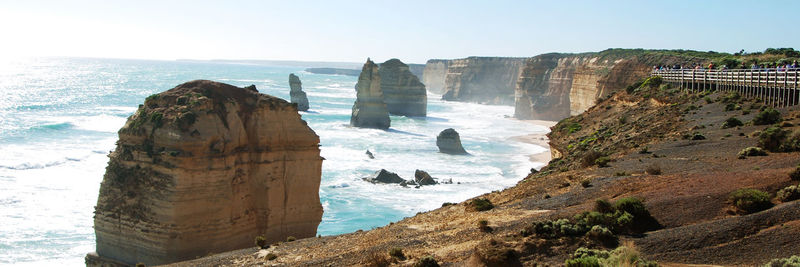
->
[350,59,391,129]
[514,51,705,121]
[379,59,427,117]
[362,169,405,184]
[439,57,525,105]
[88,80,323,266]
[422,59,450,94]
[414,169,437,186]
[289,73,309,111]
[436,128,468,155]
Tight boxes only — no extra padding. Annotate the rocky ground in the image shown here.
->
[166,80,800,266]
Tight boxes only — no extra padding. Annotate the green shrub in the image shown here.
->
[692,133,706,140]
[565,256,601,267]
[414,256,440,267]
[738,147,768,158]
[722,117,744,129]
[566,246,657,267]
[135,263,145,267]
[389,247,405,259]
[586,225,617,246]
[255,236,268,249]
[729,188,773,214]
[626,79,645,94]
[595,199,614,213]
[753,108,782,125]
[286,236,296,242]
[567,123,583,134]
[777,185,800,202]
[582,150,604,167]
[641,76,663,89]
[266,253,277,261]
[646,165,662,175]
[764,255,800,267]
[467,198,494,212]
[581,179,592,188]
[595,157,611,168]
[791,167,800,181]
[758,127,789,152]
[366,252,390,267]
[477,219,492,232]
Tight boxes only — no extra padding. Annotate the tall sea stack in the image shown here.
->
[289,73,310,111]
[350,58,391,129]
[379,59,427,117]
[86,80,323,266]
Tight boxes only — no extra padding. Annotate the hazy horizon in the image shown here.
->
[1,0,798,64]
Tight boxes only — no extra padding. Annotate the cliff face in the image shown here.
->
[440,57,524,105]
[289,73,310,111]
[350,59,391,129]
[89,80,323,266]
[422,59,449,94]
[379,59,427,117]
[514,53,700,121]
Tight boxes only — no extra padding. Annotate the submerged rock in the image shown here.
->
[414,169,438,186]
[350,58,391,129]
[379,59,427,117]
[88,80,323,266]
[363,169,405,184]
[289,73,310,111]
[366,149,375,159]
[436,128,468,155]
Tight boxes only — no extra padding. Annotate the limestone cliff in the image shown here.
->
[350,59,391,129]
[289,73,310,111]
[515,51,704,120]
[422,59,449,94]
[88,80,323,266]
[379,59,427,117]
[435,57,524,105]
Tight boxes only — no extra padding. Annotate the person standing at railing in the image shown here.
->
[708,63,714,70]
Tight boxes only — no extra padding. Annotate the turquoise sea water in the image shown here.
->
[0,57,549,265]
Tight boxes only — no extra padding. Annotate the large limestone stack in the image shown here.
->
[88,80,323,266]
[350,58,391,129]
[289,73,310,111]
[379,59,427,117]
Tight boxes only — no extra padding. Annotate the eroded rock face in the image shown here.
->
[89,80,323,266]
[439,57,524,105]
[422,59,450,94]
[414,169,437,186]
[350,59,391,129]
[379,59,427,117]
[437,128,468,155]
[289,73,310,111]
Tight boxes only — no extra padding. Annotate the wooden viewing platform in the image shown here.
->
[653,68,800,107]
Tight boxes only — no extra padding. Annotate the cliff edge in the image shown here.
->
[87,80,323,266]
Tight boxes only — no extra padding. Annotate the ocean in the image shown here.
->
[0,57,549,265]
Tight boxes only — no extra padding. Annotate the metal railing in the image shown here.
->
[652,68,800,107]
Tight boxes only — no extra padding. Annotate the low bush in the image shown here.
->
[255,236,268,249]
[478,220,492,233]
[266,253,278,261]
[753,108,782,125]
[595,157,611,168]
[467,198,494,212]
[791,167,800,181]
[586,225,617,246]
[738,147,768,158]
[757,127,795,152]
[286,236,296,242]
[729,188,773,214]
[582,150,604,168]
[471,239,520,267]
[777,185,800,202]
[389,247,405,259]
[722,117,744,129]
[764,255,800,267]
[365,252,390,267]
[581,179,592,188]
[565,246,658,267]
[645,165,662,175]
[414,256,440,267]
[692,133,706,140]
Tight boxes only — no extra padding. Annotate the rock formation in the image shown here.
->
[436,128,468,155]
[514,51,704,121]
[289,73,310,111]
[414,169,438,186]
[362,169,406,184]
[426,57,524,105]
[422,59,450,94]
[87,80,323,266]
[379,59,427,117]
[350,58,391,129]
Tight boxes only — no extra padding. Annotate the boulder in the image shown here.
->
[350,58,391,129]
[289,73,309,111]
[379,59,427,117]
[414,169,438,186]
[362,169,405,184]
[365,150,375,159]
[87,80,323,266]
[436,128,468,155]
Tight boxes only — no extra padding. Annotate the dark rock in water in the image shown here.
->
[289,73,309,111]
[363,169,405,184]
[436,128,468,155]
[400,180,418,187]
[350,58,391,129]
[414,169,438,186]
[379,59,427,117]
[365,150,375,159]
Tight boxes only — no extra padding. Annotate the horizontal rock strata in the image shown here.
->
[379,59,427,117]
[350,59,391,129]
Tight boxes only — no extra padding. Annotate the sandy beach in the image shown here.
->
[509,119,557,165]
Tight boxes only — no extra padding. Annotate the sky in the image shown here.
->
[0,0,798,64]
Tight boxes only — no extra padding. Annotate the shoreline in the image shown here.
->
[509,119,557,165]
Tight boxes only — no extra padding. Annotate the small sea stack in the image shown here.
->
[414,169,438,186]
[379,58,427,117]
[350,58,391,129]
[436,128,468,155]
[87,80,323,266]
[289,73,310,111]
